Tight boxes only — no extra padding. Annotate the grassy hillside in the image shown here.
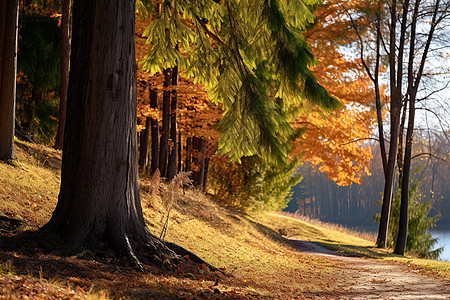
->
[0,140,449,299]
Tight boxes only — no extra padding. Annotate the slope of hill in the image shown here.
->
[1,140,449,299]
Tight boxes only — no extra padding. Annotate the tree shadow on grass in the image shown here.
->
[0,231,227,299]
[242,216,286,242]
[14,140,62,171]
[240,215,400,260]
[314,241,402,259]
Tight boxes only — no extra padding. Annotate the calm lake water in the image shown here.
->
[432,231,450,261]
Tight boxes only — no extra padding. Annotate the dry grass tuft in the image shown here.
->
[161,171,193,213]
[159,171,193,241]
[0,140,60,229]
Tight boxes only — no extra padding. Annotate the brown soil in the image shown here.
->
[293,240,450,299]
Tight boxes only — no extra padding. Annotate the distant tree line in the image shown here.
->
[286,133,450,232]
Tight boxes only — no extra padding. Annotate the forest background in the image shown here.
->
[5,0,450,259]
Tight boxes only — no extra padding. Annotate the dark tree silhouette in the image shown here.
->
[0,0,19,161]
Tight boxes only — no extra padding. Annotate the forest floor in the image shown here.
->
[0,140,449,299]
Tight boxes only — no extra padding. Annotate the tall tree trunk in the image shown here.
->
[376,100,402,248]
[178,130,182,172]
[397,98,408,186]
[202,158,210,192]
[43,0,168,263]
[374,5,387,177]
[376,0,409,248]
[185,137,192,172]
[54,0,71,150]
[139,117,151,171]
[192,137,206,188]
[150,89,159,174]
[0,0,19,161]
[167,65,179,180]
[394,95,416,255]
[394,0,438,255]
[159,69,171,177]
[0,0,19,160]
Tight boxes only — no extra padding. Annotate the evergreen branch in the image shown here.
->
[225,0,249,79]
[194,15,231,52]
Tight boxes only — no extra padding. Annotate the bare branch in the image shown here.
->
[343,6,375,83]
[412,152,449,164]
[339,137,381,146]
[416,80,450,102]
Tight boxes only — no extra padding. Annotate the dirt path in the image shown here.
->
[292,240,450,299]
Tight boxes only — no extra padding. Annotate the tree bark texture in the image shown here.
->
[167,65,179,180]
[53,0,71,150]
[0,0,19,161]
[394,97,416,255]
[43,0,166,262]
[150,89,159,174]
[159,68,171,177]
[376,95,402,248]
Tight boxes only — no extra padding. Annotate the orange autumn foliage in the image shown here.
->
[292,106,373,186]
[135,18,222,145]
[291,0,383,186]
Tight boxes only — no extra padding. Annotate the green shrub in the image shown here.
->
[209,155,303,211]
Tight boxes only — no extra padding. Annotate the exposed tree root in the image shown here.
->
[122,234,145,272]
[107,230,226,278]
[0,215,24,233]
[165,241,229,276]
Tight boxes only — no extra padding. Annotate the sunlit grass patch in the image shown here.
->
[140,188,342,298]
[0,142,60,229]
[256,212,374,247]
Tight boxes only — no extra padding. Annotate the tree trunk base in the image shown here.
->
[36,224,225,277]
